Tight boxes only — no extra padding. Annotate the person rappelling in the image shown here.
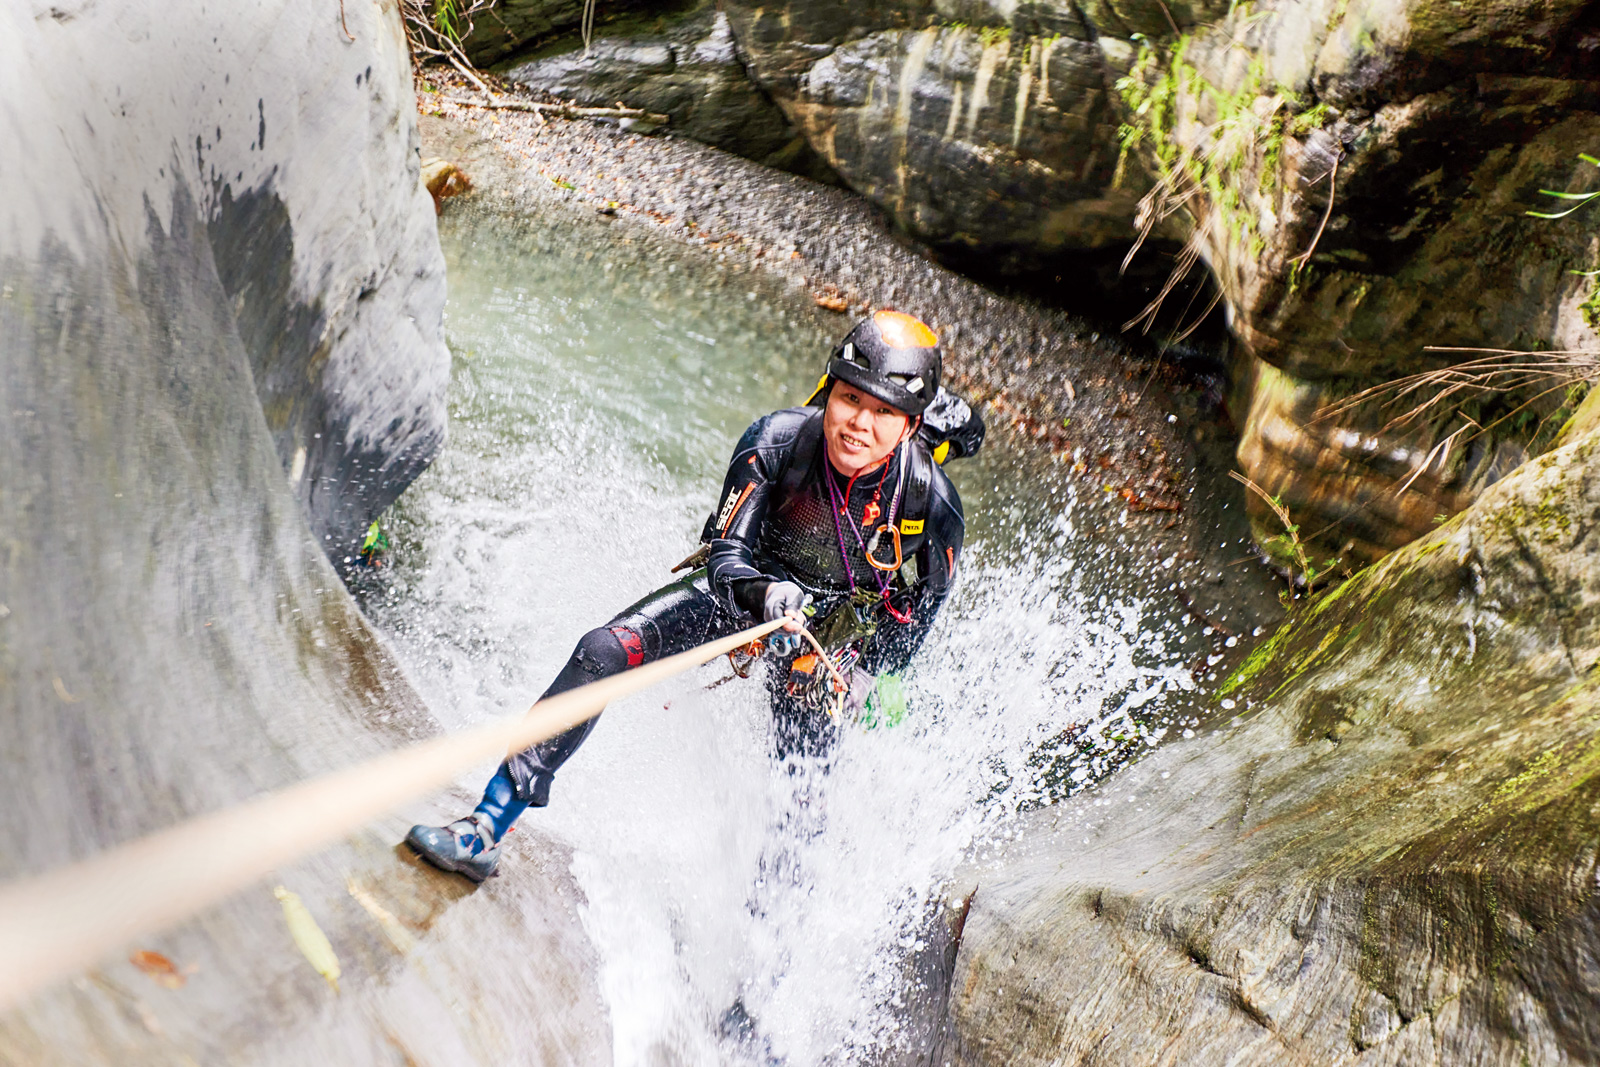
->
[407,310,983,882]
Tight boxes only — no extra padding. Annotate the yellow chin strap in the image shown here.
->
[804,375,829,406]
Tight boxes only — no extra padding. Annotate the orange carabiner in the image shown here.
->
[866,524,904,572]
[726,639,765,678]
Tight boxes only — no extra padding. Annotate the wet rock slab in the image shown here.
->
[946,409,1600,1063]
[0,3,604,1063]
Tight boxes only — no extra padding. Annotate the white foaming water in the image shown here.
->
[367,206,1203,1065]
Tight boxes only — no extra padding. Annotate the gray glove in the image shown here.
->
[842,666,876,720]
[761,581,812,623]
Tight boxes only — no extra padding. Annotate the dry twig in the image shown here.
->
[1305,346,1598,499]
[1288,152,1340,268]
[440,93,669,124]
[402,0,496,98]
[1317,347,1599,435]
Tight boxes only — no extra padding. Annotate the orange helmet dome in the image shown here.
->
[825,310,942,415]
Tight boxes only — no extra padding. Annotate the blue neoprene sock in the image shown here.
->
[473,764,529,842]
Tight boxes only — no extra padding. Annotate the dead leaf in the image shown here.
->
[130,950,185,990]
[812,292,849,313]
[420,158,473,215]
[274,886,342,993]
[347,878,415,955]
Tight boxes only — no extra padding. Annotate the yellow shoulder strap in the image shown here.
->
[803,375,829,406]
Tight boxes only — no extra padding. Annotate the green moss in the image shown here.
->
[1580,274,1600,330]
[1533,484,1575,540]
[1490,747,1565,808]
[1114,25,1347,287]
[1309,568,1365,617]
[1264,623,1346,700]
[1117,35,1266,256]
[1259,113,1286,194]
[1289,102,1333,136]
[1551,381,1600,449]
[1219,618,1298,695]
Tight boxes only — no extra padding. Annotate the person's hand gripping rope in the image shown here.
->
[762,580,811,656]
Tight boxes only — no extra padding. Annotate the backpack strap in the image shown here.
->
[777,408,825,499]
[900,439,934,531]
[887,440,935,592]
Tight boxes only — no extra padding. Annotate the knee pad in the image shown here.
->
[573,625,638,678]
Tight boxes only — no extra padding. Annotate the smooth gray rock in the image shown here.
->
[790,24,1142,260]
[946,414,1600,1063]
[507,3,814,168]
[460,0,587,65]
[724,0,1147,260]
[0,3,605,1062]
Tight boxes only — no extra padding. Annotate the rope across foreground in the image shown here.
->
[0,616,792,1010]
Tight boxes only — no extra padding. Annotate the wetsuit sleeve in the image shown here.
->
[858,473,964,675]
[705,415,789,615]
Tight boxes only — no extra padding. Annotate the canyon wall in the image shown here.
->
[492,0,1600,566]
[0,3,604,1062]
[944,388,1600,1064]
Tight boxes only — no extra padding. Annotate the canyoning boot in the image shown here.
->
[406,813,502,883]
[406,765,528,883]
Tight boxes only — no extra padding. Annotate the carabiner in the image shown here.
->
[866,524,903,572]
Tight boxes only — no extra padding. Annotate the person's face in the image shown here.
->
[822,383,912,477]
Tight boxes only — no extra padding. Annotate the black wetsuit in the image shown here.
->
[503,406,965,806]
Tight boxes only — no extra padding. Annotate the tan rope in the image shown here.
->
[0,616,788,1010]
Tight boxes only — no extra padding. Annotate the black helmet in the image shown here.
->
[826,311,941,416]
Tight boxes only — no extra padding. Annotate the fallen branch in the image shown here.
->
[443,51,495,101]
[441,93,669,125]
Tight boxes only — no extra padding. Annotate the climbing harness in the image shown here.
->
[785,646,857,718]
